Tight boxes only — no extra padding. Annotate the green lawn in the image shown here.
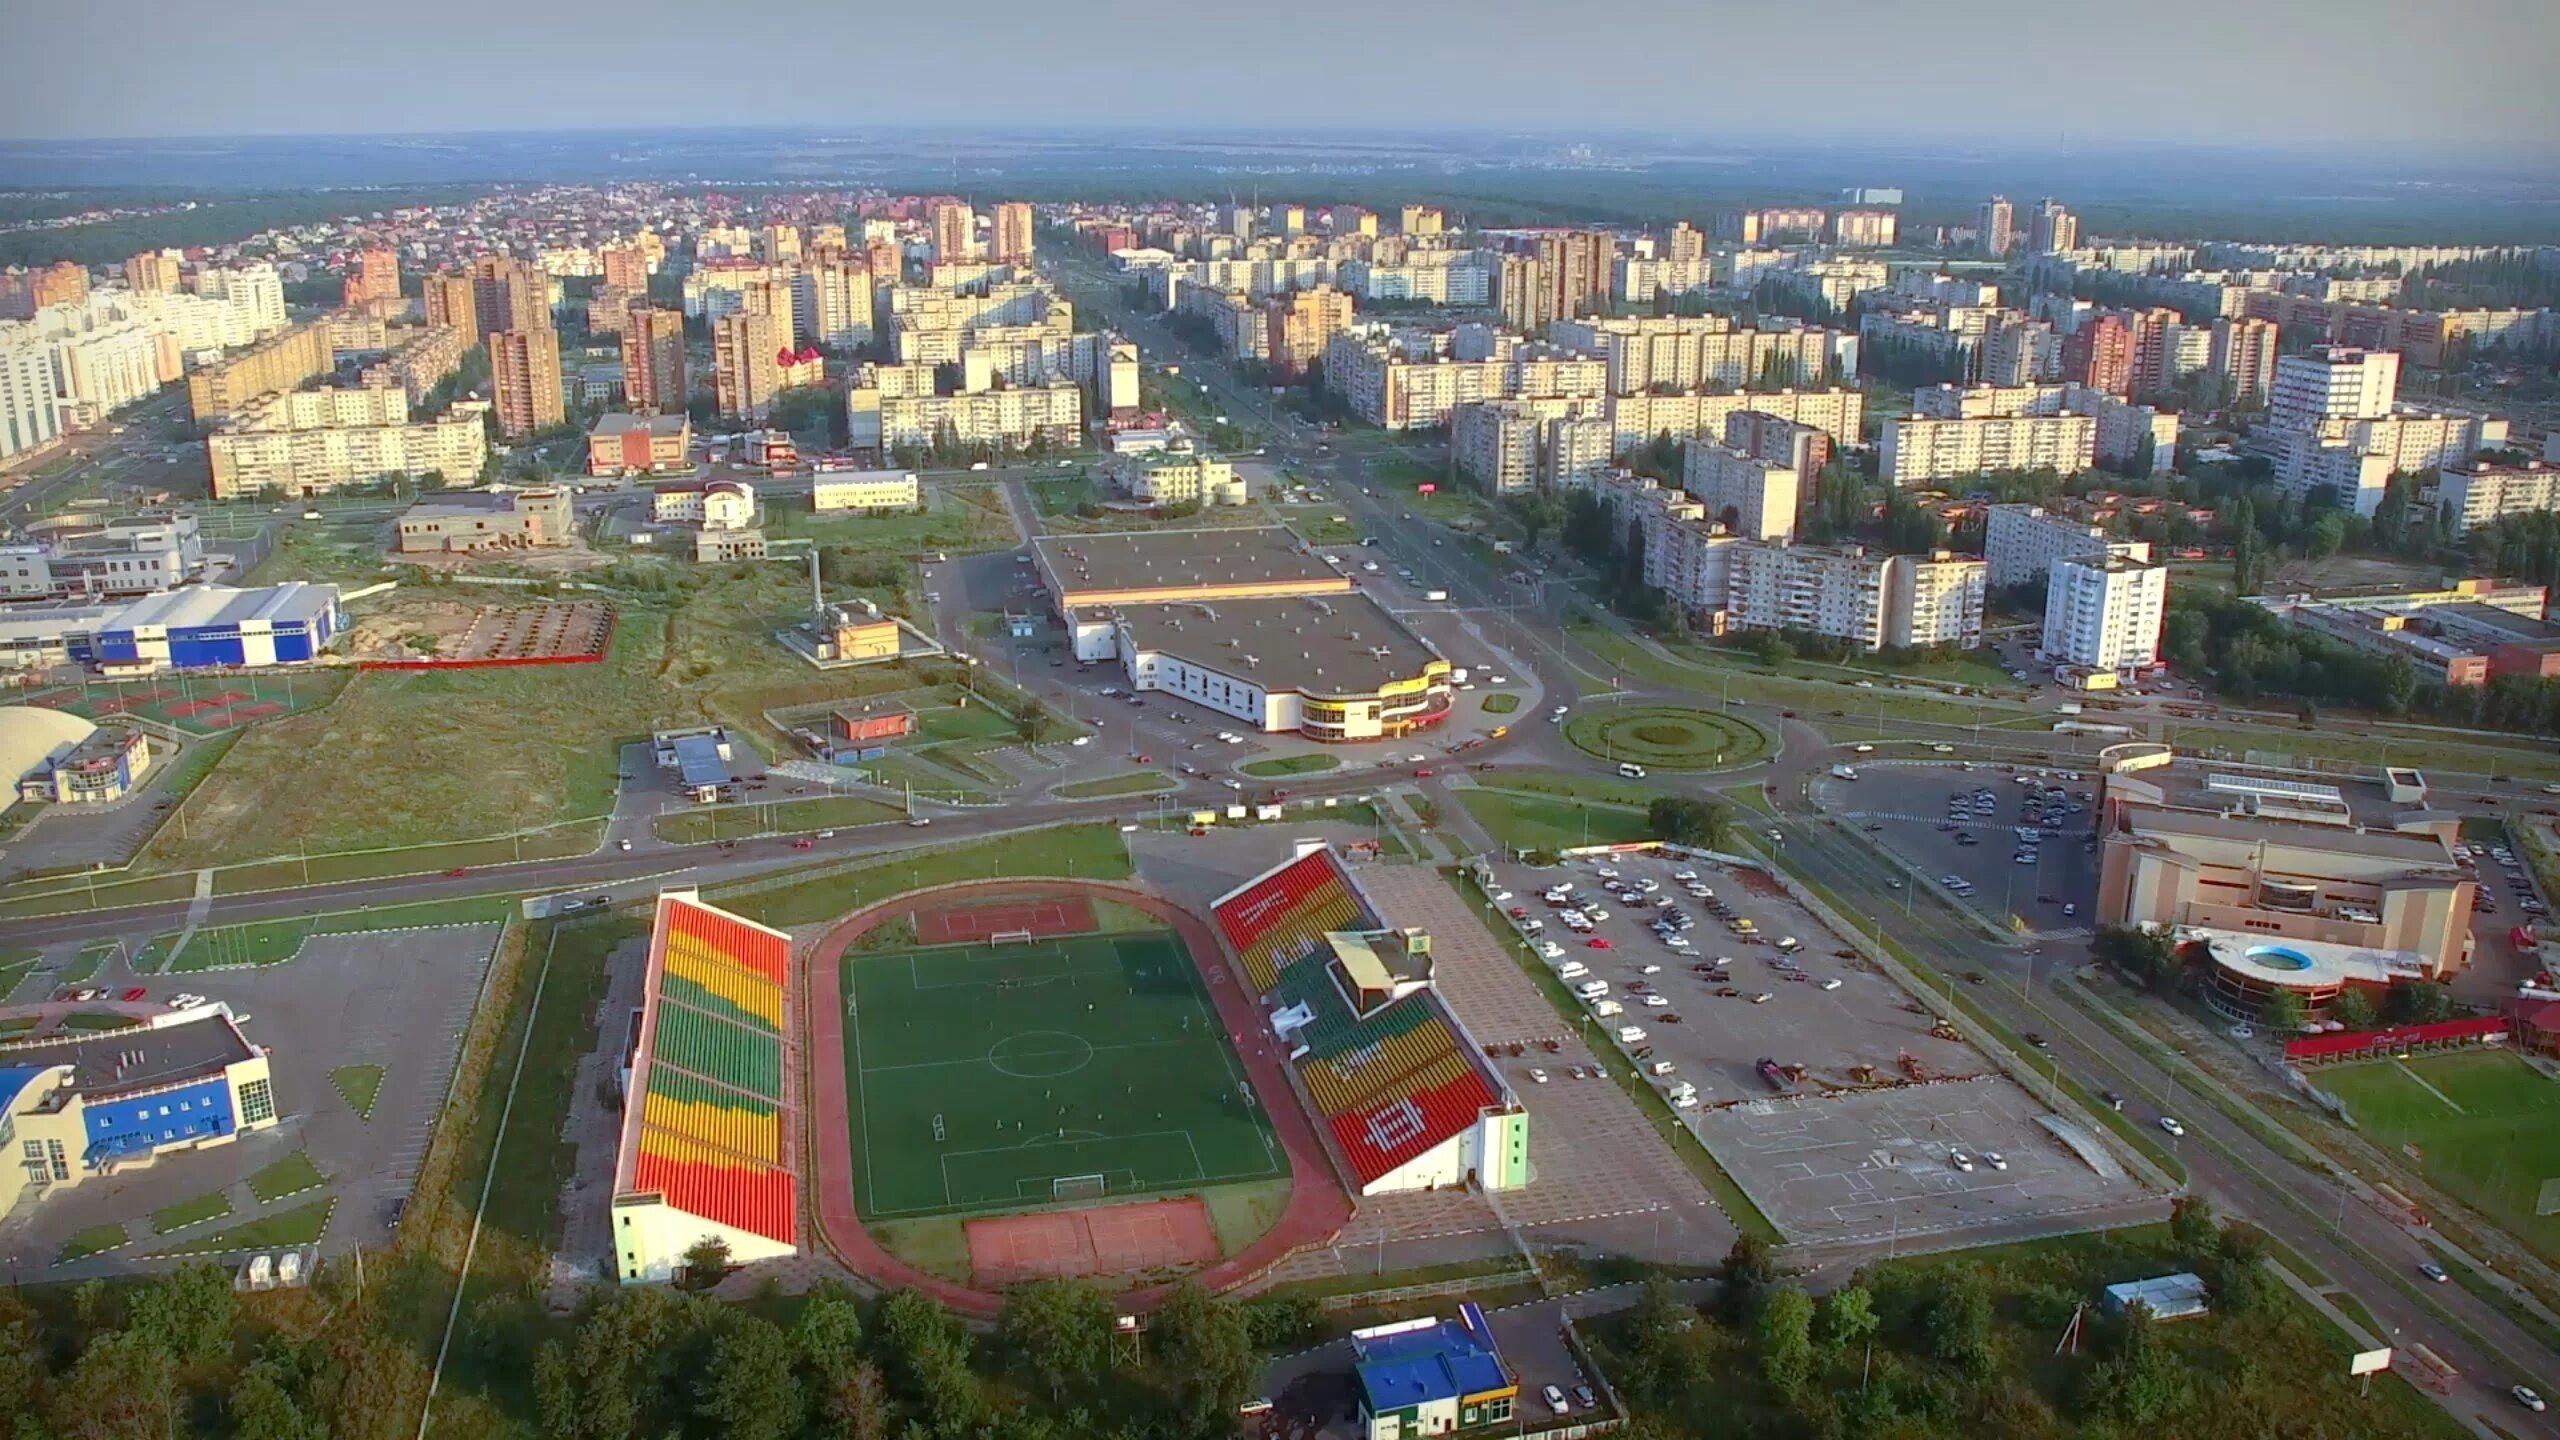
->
[0,951,34,1001]
[1027,473,1105,516]
[2314,1050,2560,1267]
[210,819,605,895]
[842,931,1283,1219]
[1561,705,1771,771]
[56,1223,130,1265]
[148,1198,333,1257]
[1479,692,1521,715]
[59,1012,140,1032]
[61,943,116,987]
[246,1150,328,1205]
[0,871,205,921]
[652,793,906,845]
[858,750,995,804]
[1475,770,1663,809]
[761,485,1015,554]
[151,1190,236,1235]
[1238,753,1342,779]
[332,1064,386,1120]
[1276,506,1359,546]
[710,823,1133,929]
[1455,790,1654,854]
[159,896,516,973]
[1054,770,1177,799]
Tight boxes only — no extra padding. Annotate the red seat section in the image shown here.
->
[666,898,791,987]
[1214,850,1377,992]
[633,1142,797,1247]
[1325,1065,1499,1190]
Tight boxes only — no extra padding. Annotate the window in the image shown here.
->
[238,1078,275,1125]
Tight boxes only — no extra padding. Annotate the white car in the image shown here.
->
[2158,1116,2186,1137]
[1638,878,1661,892]
[1069,735,1092,746]
[1640,963,1662,974]
[1982,1151,2008,1170]
[1585,907,1610,922]
[1539,942,1564,959]
[1543,1385,1570,1416]
[1642,994,1669,1007]
[1672,869,1697,882]
[1950,1150,1975,1172]
[2513,1386,2546,1413]
[1820,978,1843,991]
[1932,743,1954,753]
[1489,889,1512,902]
[1529,1068,1549,1084]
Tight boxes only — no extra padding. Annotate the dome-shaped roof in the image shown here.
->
[0,705,97,786]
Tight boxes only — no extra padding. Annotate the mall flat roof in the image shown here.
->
[2130,805,2453,865]
[7,1010,258,1104]
[2191,928,2433,989]
[1095,591,1443,698]
[1034,526,1342,600]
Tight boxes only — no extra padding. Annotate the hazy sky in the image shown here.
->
[4,0,2555,152]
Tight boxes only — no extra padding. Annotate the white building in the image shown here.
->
[2042,553,2166,674]
[2270,347,2398,432]
[41,317,162,427]
[810,469,921,513]
[1880,412,2098,487]
[2431,458,2560,536]
[1681,440,1798,541]
[1722,542,1985,650]
[206,388,489,499]
[1909,382,2177,476]
[188,264,286,339]
[1983,503,2151,590]
[0,333,63,465]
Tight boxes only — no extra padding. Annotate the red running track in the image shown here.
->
[803,878,1352,1317]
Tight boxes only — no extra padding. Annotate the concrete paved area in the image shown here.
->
[1813,759,2101,934]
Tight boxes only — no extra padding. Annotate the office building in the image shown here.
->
[1983,502,2151,589]
[123,250,181,295]
[0,515,203,600]
[2043,553,2166,674]
[184,323,333,425]
[588,412,692,476]
[1977,196,2015,255]
[3,709,152,805]
[2209,317,2280,406]
[1111,449,1247,507]
[422,272,479,348]
[2063,314,2134,397]
[488,327,565,440]
[2029,199,2078,255]
[1682,440,1799,542]
[622,306,688,414]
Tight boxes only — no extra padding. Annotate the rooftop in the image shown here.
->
[107,582,340,633]
[2191,928,2433,989]
[2109,759,2432,836]
[1353,1311,1513,1411]
[2124,802,2454,866]
[0,1010,257,1104]
[592,412,689,437]
[1097,590,1444,698]
[1034,526,1343,600]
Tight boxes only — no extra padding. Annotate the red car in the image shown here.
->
[1507,906,1530,919]
[446,867,469,877]
[1586,937,1612,949]
[792,838,814,850]
[122,987,147,1002]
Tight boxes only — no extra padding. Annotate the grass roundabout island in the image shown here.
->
[1563,705,1771,771]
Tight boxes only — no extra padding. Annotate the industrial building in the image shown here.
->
[2255,580,2559,687]
[0,1008,279,1210]
[588,413,692,476]
[611,893,799,1283]
[2093,747,2473,1014]
[2,707,153,805]
[0,582,343,673]
[395,489,575,554]
[1212,846,1526,1196]
[1034,528,1452,740]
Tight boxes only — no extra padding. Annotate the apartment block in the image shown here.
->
[1682,441,1799,541]
[797,255,874,350]
[1723,542,1985,649]
[991,202,1035,263]
[1604,387,1865,455]
[1982,502,2151,589]
[2271,346,2399,431]
[1880,412,2098,486]
[185,323,333,425]
[1451,397,1608,495]
[1547,315,1856,395]
[1832,209,1898,248]
[2209,316,2280,406]
[1978,197,2015,255]
[0,338,62,464]
[470,256,551,339]
[930,201,975,263]
[1723,410,1831,485]
[712,312,782,421]
[1909,382,2175,475]
[207,387,487,497]
[2431,458,2560,535]
[123,250,181,295]
[844,362,1081,455]
[1319,327,1606,431]
[356,325,467,408]
[622,306,688,415]
[421,272,479,348]
[2063,314,2134,397]
[488,327,565,440]
[40,317,161,427]
[189,264,286,338]
[2043,553,2166,673]
[2028,199,2077,255]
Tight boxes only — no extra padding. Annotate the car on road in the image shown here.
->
[1529,1068,1548,1084]
[2158,1116,2186,1137]
[446,867,469,877]
[122,987,147,1002]
[2100,1089,2124,1110]
[1587,937,1612,949]
[2419,1263,2449,1283]
[2514,1386,2546,1413]
[1982,1151,2007,1170]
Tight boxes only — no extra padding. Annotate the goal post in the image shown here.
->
[1052,1173,1107,1201]
[990,929,1037,947]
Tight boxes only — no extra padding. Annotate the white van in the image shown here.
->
[1617,763,1647,779]
[1574,979,1610,1000]
[1590,999,1624,1018]
[1555,960,1589,980]
[1616,1025,1648,1045]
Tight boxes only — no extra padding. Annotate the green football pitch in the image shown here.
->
[2316,1048,2560,1266]
[841,931,1285,1220]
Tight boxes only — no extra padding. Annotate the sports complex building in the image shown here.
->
[1213,845,1527,1195]
[2093,746,2475,1015]
[611,893,801,1284]
[0,1008,278,1209]
[0,582,344,673]
[1032,527,1452,741]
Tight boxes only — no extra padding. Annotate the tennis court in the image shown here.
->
[840,930,1284,1221]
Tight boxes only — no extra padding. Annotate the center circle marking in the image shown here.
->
[988,1030,1095,1079]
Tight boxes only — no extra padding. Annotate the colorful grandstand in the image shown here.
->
[1212,847,1525,1195]
[612,893,800,1283]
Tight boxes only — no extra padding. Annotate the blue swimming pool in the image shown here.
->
[2244,944,2317,972]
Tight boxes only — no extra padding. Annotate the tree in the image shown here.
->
[680,1236,731,1291]
[2169,1194,2220,1258]
[1756,1284,1816,1397]
[1919,1272,1994,1375]
[2259,988,2307,1035]
[1646,797,1731,852]
[1812,1284,1879,1357]
[1015,697,1055,743]
[2328,987,2378,1032]
[1620,1277,1708,1406]
[815,1362,887,1440]
[2079,1301,2191,1425]
[1716,1234,1776,1323]
[2385,979,2455,1024]
[125,1263,235,1366]
[694,1316,803,1440]
[1239,1294,1325,1350]
[1152,1281,1255,1439]
[49,1329,176,1440]
[228,1358,327,1440]
[873,1289,979,1423]
[999,1279,1115,1401]
[793,1282,866,1389]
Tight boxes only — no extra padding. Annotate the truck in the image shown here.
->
[1666,1081,1698,1108]
[1756,1057,1794,1093]
[1424,589,1449,602]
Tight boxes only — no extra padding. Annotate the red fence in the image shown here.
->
[2283,1016,2509,1062]
[358,651,610,671]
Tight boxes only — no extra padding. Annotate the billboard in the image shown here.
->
[2349,1348,2393,1376]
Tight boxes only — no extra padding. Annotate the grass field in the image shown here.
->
[2314,1050,2560,1265]
[1562,705,1770,771]
[148,1197,332,1257]
[1456,790,1655,854]
[151,1190,234,1234]
[761,485,1015,554]
[332,1064,385,1120]
[247,1150,327,1204]
[56,1222,129,1264]
[1479,692,1520,715]
[1276,506,1359,546]
[148,895,515,973]
[1238,753,1341,779]
[840,931,1284,1220]
[1053,770,1177,799]
[711,822,1132,930]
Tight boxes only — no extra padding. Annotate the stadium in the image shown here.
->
[617,844,1522,1308]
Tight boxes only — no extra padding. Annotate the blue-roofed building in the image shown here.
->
[1350,1306,1518,1439]
[2102,1271,2210,1321]
[652,725,739,803]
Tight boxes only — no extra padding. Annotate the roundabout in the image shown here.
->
[1564,705,1771,771]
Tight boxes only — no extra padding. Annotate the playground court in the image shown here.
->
[964,1195,1219,1286]
[839,930,1284,1222]
[913,894,1097,946]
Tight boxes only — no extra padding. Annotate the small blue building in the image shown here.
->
[1351,1305,1519,1439]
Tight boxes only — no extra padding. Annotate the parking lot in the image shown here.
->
[1475,846,2147,1246]
[1813,760,2104,931]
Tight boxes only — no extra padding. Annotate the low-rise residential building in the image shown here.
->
[2043,552,2166,675]
[207,387,489,498]
[1111,450,1247,507]
[811,468,922,513]
[587,413,692,476]
[395,488,575,554]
